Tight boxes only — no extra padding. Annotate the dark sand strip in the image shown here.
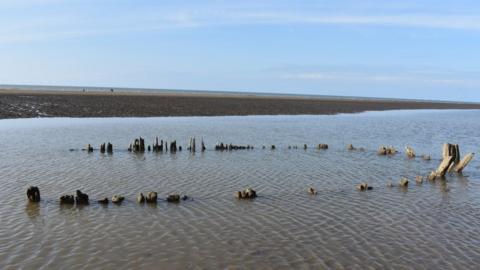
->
[1,89,479,119]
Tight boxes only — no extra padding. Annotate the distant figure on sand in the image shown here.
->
[110,88,114,93]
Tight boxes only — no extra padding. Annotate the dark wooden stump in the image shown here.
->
[107,143,113,153]
[75,190,89,205]
[26,186,41,202]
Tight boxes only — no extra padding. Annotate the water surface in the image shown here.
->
[0,110,479,269]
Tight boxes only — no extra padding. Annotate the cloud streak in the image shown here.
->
[283,71,480,87]
[2,1,480,44]
[231,12,480,31]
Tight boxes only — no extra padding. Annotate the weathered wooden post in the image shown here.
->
[75,190,89,205]
[100,143,106,153]
[60,195,75,204]
[235,187,257,199]
[378,145,396,155]
[153,137,159,152]
[137,193,145,203]
[430,143,474,180]
[188,137,196,152]
[134,139,139,152]
[429,156,454,180]
[112,195,124,204]
[318,144,329,149]
[131,137,146,152]
[405,146,415,158]
[170,141,177,152]
[167,194,181,202]
[107,142,113,153]
[454,153,475,173]
[27,186,41,202]
[399,177,409,187]
[416,176,424,184]
[201,139,206,152]
[146,191,158,203]
[139,137,145,152]
[356,183,372,191]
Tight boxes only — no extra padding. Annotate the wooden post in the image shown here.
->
[201,139,206,152]
[139,137,145,152]
[405,146,415,158]
[100,143,106,153]
[75,190,89,205]
[442,143,450,159]
[154,137,159,151]
[107,143,113,153]
[188,137,196,152]
[454,153,475,173]
[399,178,409,187]
[430,156,454,180]
[170,140,177,152]
[133,139,139,152]
[27,186,41,202]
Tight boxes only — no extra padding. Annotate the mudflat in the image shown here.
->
[1,89,479,119]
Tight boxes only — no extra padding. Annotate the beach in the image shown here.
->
[1,89,479,119]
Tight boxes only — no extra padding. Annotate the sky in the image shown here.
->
[1,0,480,101]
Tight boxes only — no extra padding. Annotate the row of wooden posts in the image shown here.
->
[27,188,190,205]
[26,186,260,204]
[126,137,205,153]
[29,143,475,205]
[351,143,475,191]
[84,138,476,180]
[84,136,335,153]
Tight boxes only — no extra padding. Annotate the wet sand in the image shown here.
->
[1,89,479,119]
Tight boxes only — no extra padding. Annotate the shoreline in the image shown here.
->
[1,89,480,119]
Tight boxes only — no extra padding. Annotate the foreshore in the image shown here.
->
[1,89,479,119]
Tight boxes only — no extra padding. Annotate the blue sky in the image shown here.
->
[1,0,480,101]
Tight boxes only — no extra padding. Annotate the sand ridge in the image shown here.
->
[1,89,479,119]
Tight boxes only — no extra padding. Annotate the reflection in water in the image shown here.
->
[1,111,480,269]
[456,174,469,188]
[25,202,40,219]
[438,179,450,193]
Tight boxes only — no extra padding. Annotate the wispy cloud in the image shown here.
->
[2,1,480,44]
[230,12,480,30]
[283,71,480,87]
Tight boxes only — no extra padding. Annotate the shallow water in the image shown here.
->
[1,110,479,269]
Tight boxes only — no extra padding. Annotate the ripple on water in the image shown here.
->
[1,112,480,269]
